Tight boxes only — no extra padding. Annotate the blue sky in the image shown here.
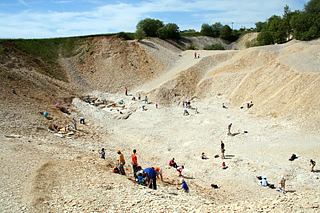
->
[0,0,308,38]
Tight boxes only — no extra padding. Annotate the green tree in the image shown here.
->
[266,15,287,43]
[305,0,320,13]
[211,22,223,37]
[290,12,320,40]
[200,23,214,36]
[136,18,164,37]
[220,25,233,41]
[255,22,267,32]
[157,23,181,39]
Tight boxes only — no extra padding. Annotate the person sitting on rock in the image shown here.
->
[169,158,178,168]
[260,177,268,187]
[222,103,228,109]
[221,162,228,169]
[201,152,208,160]
[183,109,189,116]
[80,116,85,124]
[310,159,316,172]
[176,165,184,177]
[136,167,146,185]
[247,101,253,109]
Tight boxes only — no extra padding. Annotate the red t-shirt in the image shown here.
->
[131,154,137,165]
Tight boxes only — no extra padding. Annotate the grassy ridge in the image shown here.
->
[0,37,85,82]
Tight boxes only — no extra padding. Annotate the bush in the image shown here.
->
[186,44,197,50]
[136,18,164,37]
[157,23,180,39]
[117,32,135,40]
[0,44,4,55]
[135,28,146,40]
[181,29,201,37]
[257,31,274,45]
[204,43,225,50]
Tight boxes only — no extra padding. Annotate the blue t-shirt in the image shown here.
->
[182,181,189,191]
[143,168,156,179]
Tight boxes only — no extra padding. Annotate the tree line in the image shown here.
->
[119,0,319,46]
[256,0,320,45]
[131,18,245,43]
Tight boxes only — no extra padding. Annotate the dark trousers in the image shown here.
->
[132,164,138,178]
[148,178,157,190]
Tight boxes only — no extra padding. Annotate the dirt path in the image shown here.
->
[136,50,229,93]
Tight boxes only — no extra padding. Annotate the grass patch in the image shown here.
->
[0,37,86,82]
[181,31,202,37]
[117,32,136,40]
[204,43,225,50]
[0,45,4,55]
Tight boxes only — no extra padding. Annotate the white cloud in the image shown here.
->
[0,0,305,38]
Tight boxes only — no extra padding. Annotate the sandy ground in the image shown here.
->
[0,38,320,212]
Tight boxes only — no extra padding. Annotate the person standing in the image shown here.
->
[125,87,128,96]
[221,140,225,159]
[72,117,77,130]
[279,176,286,193]
[143,167,157,190]
[99,148,105,159]
[131,149,138,178]
[227,123,232,135]
[117,150,126,175]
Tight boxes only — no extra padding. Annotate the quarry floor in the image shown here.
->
[1,91,319,212]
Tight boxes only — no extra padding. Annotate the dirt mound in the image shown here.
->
[232,32,258,50]
[68,36,163,93]
[144,39,320,131]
